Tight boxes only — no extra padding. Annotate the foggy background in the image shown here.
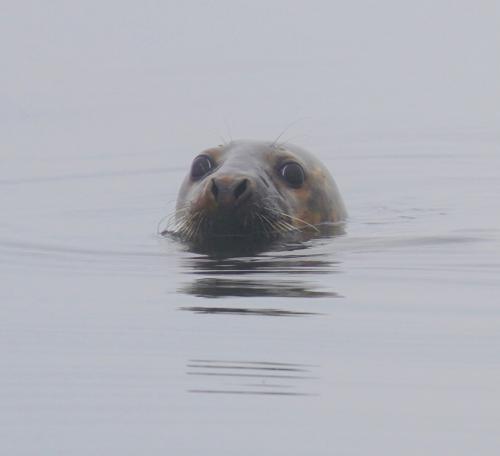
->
[2,0,499,162]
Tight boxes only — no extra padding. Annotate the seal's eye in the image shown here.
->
[191,155,213,180]
[280,162,305,188]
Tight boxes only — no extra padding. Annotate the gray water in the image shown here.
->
[2,1,500,455]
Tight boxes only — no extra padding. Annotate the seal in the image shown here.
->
[171,140,347,249]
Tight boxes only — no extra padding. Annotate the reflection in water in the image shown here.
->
[186,359,319,396]
[178,248,341,301]
[183,252,338,276]
[179,278,339,299]
[180,306,319,317]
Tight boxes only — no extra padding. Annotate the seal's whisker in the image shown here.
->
[259,213,282,238]
[280,133,311,149]
[193,213,206,242]
[168,204,206,240]
[259,212,296,237]
[271,117,310,147]
[172,215,191,237]
[160,204,195,235]
[223,117,233,143]
[276,220,298,232]
[157,214,171,235]
[160,212,183,234]
[267,209,321,233]
[183,212,201,241]
[267,217,286,232]
[255,214,270,238]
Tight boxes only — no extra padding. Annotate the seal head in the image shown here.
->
[172,140,346,249]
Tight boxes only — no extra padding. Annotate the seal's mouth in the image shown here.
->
[168,203,301,246]
[205,214,256,238]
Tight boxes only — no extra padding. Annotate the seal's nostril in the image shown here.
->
[234,178,248,200]
[211,179,219,200]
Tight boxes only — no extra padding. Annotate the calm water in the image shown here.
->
[2,1,500,455]
[2,137,499,455]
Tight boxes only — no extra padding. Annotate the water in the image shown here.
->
[2,1,500,455]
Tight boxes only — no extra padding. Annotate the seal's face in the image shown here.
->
[173,140,346,248]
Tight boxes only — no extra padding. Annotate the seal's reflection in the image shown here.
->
[178,248,342,304]
[186,359,319,396]
[181,277,338,299]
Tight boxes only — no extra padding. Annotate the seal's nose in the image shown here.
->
[210,176,252,208]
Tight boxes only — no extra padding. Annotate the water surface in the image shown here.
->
[2,1,500,455]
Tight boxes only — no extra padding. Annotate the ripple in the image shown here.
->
[178,248,341,299]
[180,306,320,316]
[179,277,339,299]
[186,359,319,396]
[0,237,171,276]
[0,238,163,259]
[182,251,340,275]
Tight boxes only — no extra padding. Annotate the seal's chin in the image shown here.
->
[205,215,257,239]
[178,211,296,256]
[171,203,300,249]
[195,209,282,241]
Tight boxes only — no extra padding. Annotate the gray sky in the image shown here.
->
[2,0,499,156]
